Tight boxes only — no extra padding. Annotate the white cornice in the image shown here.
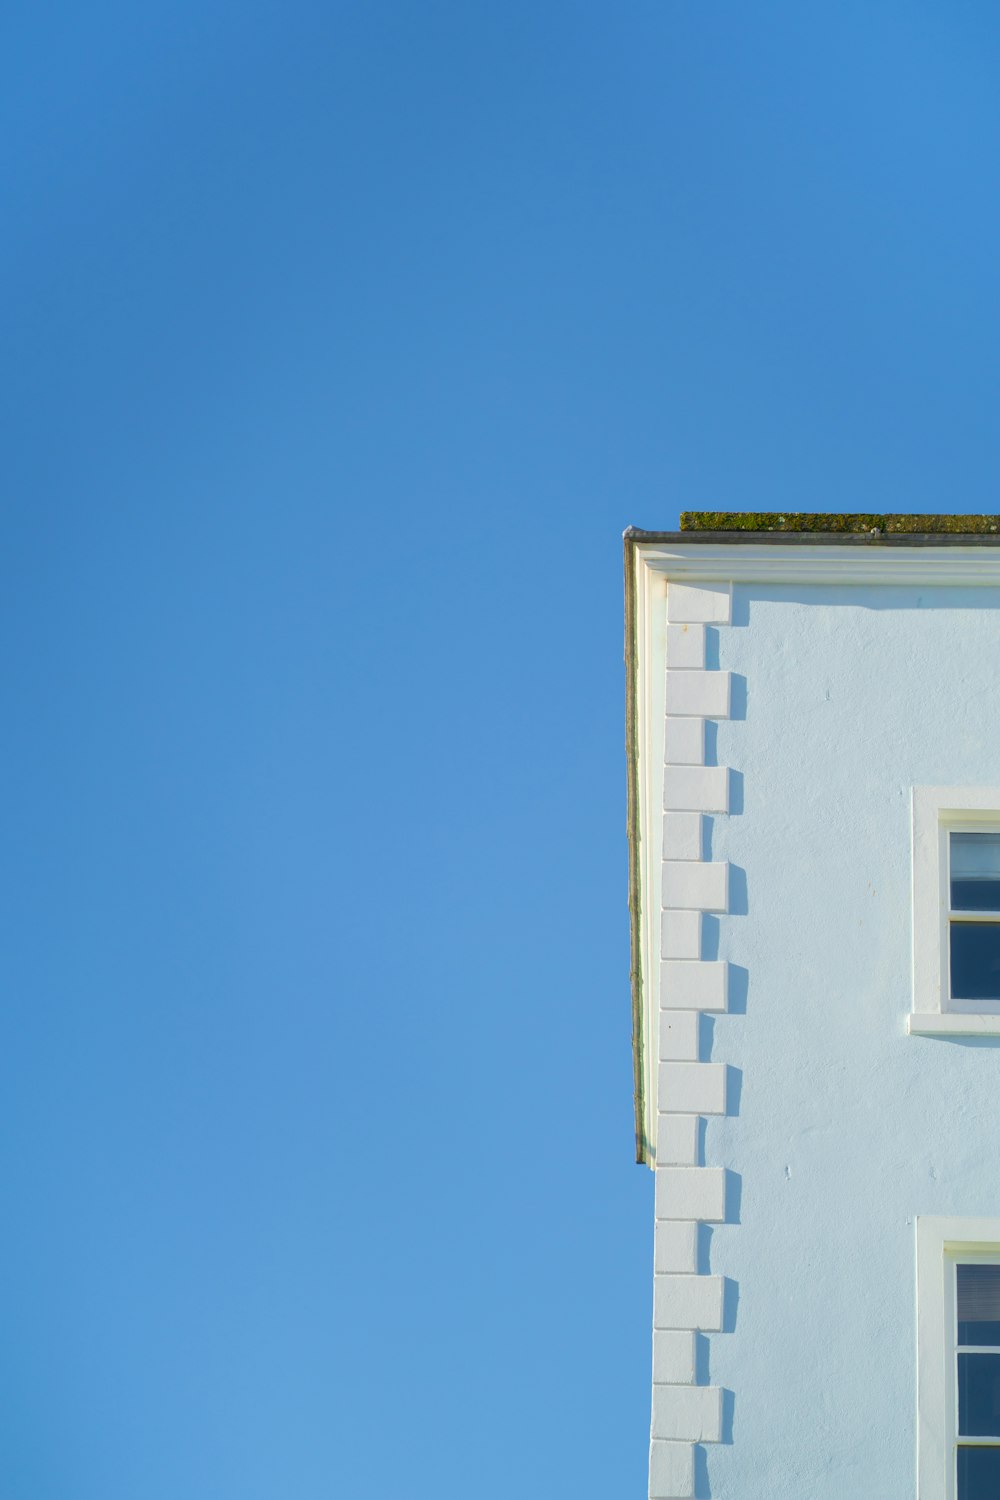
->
[637,542,1000,587]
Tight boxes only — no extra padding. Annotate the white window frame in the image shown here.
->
[917,1217,1000,1499]
[910,788,1000,1036]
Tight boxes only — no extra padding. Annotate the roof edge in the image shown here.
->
[625,527,1000,548]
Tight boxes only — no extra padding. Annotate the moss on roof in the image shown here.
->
[680,512,1000,535]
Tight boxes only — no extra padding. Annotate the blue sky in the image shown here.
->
[2,3,999,1495]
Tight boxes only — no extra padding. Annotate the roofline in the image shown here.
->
[625,526,1000,547]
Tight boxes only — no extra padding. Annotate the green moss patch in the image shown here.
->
[680,512,1000,535]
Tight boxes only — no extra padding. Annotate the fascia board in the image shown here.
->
[635,541,1000,587]
[625,538,667,1164]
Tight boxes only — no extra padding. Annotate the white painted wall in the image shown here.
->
[699,582,1000,1497]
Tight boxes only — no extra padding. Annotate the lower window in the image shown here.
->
[918,1220,1000,1500]
[956,1262,1000,1494]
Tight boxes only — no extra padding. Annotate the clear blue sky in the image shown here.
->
[2,3,997,1495]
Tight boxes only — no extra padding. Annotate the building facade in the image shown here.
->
[625,515,1000,1500]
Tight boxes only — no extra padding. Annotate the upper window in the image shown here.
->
[950,833,1000,1005]
[911,790,1000,1035]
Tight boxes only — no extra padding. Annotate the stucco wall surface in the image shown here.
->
[703,582,1000,1498]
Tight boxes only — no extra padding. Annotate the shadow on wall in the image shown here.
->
[687,657,747,1497]
[694,1386,737,1495]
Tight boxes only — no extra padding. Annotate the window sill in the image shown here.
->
[909,1013,1000,1036]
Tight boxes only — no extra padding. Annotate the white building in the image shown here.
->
[625,514,1000,1500]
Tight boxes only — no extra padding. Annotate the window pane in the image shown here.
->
[951,924,1000,1001]
[952,833,1000,911]
[959,1265,1000,1345]
[959,1355,1000,1436]
[958,1445,1000,1500]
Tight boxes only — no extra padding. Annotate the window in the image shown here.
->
[950,834,1000,1005]
[918,1219,1000,1500]
[910,789,1000,1035]
[956,1263,1000,1495]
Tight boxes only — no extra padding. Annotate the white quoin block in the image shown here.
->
[660,1061,727,1115]
[662,860,728,911]
[653,1273,725,1330]
[656,1114,699,1165]
[662,812,703,861]
[660,960,728,1012]
[651,1384,723,1443]
[667,581,731,625]
[666,623,706,670]
[658,1011,700,1061]
[654,1221,699,1274]
[664,764,729,813]
[664,716,705,766]
[655,1166,727,1223]
[665,670,731,720]
[652,1329,696,1385]
[649,1439,695,1499]
[661,909,702,960]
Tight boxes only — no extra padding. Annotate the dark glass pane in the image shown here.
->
[958,1445,1000,1500]
[952,924,1000,1001]
[959,1355,1000,1436]
[952,833,1000,911]
[959,1266,1000,1346]
[961,1323,1000,1347]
